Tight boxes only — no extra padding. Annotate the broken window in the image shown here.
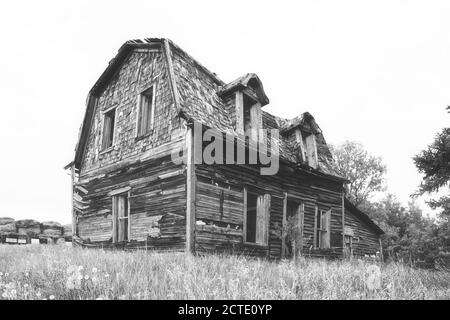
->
[244,189,270,245]
[137,86,155,136]
[314,209,331,249]
[112,192,130,243]
[102,108,116,150]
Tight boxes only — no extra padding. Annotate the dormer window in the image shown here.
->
[305,133,318,169]
[294,128,318,169]
[218,73,269,139]
[235,91,262,141]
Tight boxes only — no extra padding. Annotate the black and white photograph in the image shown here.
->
[0,0,449,306]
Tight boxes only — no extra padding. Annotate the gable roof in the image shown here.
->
[218,73,270,106]
[70,38,345,182]
[344,198,385,236]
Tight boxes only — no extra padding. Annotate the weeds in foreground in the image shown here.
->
[0,245,448,300]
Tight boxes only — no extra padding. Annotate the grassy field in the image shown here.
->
[0,244,448,300]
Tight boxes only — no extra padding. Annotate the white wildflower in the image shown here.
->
[92,267,98,273]
[49,295,55,300]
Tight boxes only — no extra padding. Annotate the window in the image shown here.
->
[285,200,304,258]
[137,86,155,136]
[344,235,353,258]
[236,92,261,141]
[314,209,331,249]
[244,189,270,245]
[102,108,116,150]
[112,192,130,243]
[304,133,318,168]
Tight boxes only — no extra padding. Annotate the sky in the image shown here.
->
[0,0,448,224]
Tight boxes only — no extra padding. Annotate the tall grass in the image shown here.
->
[0,244,448,300]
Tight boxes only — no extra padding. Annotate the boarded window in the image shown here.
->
[314,209,331,249]
[112,193,130,243]
[305,133,318,168]
[102,108,116,150]
[295,129,307,163]
[344,235,353,258]
[244,189,270,245]
[242,94,261,142]
[137,86,155,136]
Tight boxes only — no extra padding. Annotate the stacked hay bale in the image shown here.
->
[0,217,16,235]
[41,221,63,237]
[0,218,71,244]
[16,219,41,238]
[63,224,72,241]
[41,221,64,244]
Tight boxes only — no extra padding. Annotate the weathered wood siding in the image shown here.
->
[80,47,184,174]
[76,151,187,251]
[194,162,344,259]
[344,208,380,256]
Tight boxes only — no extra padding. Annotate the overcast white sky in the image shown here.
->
[0,0,448,224]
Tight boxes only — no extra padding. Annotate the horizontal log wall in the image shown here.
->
[75,151,187,251]
[345,209,380,257]
[194,163,345,259]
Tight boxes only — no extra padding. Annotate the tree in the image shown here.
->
[413,126,450,220]
[330,141,387,207]
[412,107,450,268]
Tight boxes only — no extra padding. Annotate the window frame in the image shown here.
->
[135,84,156,138]
[110,188,131,243]
[314,208,331,249]
[243,187,270,246]
[100,106,118,152]
[284,195,305,257]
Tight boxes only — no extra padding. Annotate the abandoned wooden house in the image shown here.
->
[65,38,384,259]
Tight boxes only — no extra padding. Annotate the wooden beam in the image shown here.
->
[342,193,346,257]
[235,91,244,135]
[243,187,247,243]
[250,102,262,142]
[313,205,318,248]
[379,237,384,262]
[281,192,287,259]
[185,126,196,254]
[70,165,77,241]
[298,203,304,255]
